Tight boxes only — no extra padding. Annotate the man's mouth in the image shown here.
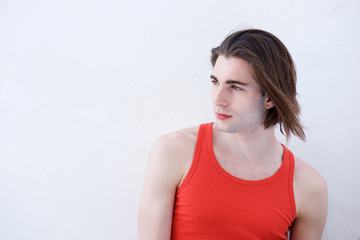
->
[215,112,232,120]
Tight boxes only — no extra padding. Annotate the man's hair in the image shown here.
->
[211,29,305,141]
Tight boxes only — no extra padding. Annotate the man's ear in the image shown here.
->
[264,94,274,109]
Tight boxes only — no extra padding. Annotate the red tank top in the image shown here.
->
[171,123,296,239]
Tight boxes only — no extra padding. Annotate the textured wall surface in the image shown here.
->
[1,0,359,239]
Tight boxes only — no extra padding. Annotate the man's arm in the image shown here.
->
[138,129,196,240]
[291,158,328,240]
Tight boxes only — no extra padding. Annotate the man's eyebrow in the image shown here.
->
[226,80,247,86]
[210,75,247,86]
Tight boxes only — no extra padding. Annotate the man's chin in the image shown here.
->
[214,121,240,134]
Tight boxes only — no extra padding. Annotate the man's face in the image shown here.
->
[211,55,268,134]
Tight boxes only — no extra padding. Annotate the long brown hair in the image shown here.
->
[211,29,305,141]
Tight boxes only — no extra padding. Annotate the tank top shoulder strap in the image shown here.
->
[176,123,209,192]
[282,144,297,219]
[282,144,295,183]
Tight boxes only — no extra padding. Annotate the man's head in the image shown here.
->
[211,29,305,141]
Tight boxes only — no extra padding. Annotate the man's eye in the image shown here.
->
[211,80,218,85]
[231,85,242,91]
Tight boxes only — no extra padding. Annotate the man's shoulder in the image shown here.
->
[150,125,200,167]
[293,157,327,190]
[147,126,200,186]
[293,157,328,216]
[155,125,199,154]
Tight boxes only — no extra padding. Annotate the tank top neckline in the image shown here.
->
[207,122,289,185]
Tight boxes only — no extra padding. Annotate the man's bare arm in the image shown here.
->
[138,129,196,240]
[291,159,328,240]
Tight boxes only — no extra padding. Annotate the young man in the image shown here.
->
[138,29,328,239]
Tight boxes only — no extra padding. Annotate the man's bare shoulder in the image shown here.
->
[293,157,327,191]
[148,126,199,184]
[293,157,328,217]
[153,126,199,158]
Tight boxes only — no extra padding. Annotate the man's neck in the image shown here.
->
[212,123,283,164]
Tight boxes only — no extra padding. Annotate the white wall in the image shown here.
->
[1,0,359,239]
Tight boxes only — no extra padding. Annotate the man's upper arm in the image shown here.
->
[138,132,194,240]
[291,159,328,240]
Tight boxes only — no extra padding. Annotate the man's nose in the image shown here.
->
[212,86,229,107]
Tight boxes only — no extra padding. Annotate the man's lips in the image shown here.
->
[215,112,232,120]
